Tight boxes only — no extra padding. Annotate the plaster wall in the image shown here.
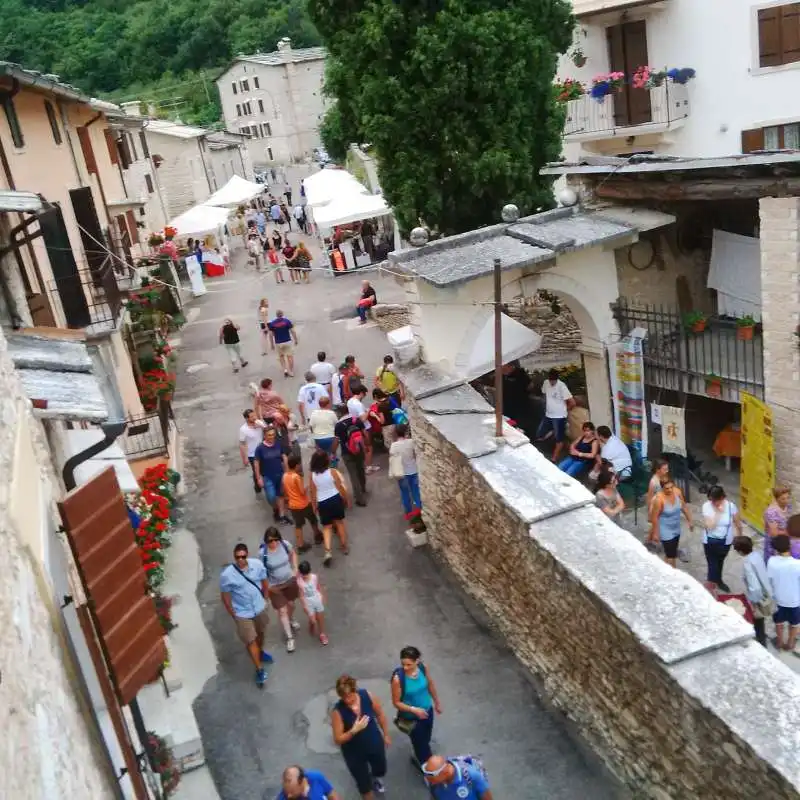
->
[559,0,800,159]
[145,132,210,220]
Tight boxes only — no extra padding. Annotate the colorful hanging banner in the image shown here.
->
[740,393,775,532]
[608,334,648,459]
[660,406,687,457]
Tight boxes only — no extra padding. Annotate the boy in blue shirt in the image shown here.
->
[277,765,340,799]
[423,754,493,800]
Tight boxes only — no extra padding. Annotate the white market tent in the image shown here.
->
[311,191,391,229]
[203,175,264,208]
[168,204,230,237]
[303,168,366,208]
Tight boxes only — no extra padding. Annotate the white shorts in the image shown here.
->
[305,595,325,614]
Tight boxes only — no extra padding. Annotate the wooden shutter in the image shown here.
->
[606,24,629,126]
[623,21,652,126]
[117,134,132,169]
[139,130,149,159]
[125,209,140,244]
[77,126,97,175]
[741,127,765,153]
[104,127,119,165]
[782,3,800,64]
[59,467,167,705]
[759,7,782,66]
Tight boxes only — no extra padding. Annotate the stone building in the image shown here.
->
[216,38,327,166]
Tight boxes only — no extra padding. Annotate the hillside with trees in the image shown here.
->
[0,0,320,124]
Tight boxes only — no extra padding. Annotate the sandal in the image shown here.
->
[319,634,329,646]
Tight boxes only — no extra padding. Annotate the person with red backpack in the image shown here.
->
[336,400,368,506]
[423,754,493,799]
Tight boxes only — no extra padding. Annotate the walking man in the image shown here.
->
[219,318,249,373]
[298,371,330,425]
[535,368,574,463]
[220,543,271,688]
[423,755,493,800]
[309,351,337,396]
[239,409,266,493]
[335,410,367,507]
[268,309,298,377]
[278,765,341,800]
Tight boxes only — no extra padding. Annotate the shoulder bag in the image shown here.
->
[751,562,776,619]
[232,564,264,597]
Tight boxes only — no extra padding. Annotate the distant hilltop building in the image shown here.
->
[216,38,327,167]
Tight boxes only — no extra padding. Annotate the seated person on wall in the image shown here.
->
[356,280,377,323]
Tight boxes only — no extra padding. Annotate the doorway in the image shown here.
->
[69,186,107,282]
[606,20,652,127]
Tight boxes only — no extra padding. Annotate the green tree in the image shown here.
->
[308,0,572,235]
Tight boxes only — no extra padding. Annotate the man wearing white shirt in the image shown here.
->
[596,426,633,477]
[536,369,574,462]
[767,534,800,651]
[309,351,337,392]
[347,384,379,473]
[238,409,266,493]
[297,372,329,424]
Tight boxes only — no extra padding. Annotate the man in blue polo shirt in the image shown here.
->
[277,765,340,799]
[423,754,493,800]
[268,309,298,377]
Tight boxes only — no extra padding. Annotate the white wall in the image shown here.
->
[146,132,210,219]
[560,0,800,158]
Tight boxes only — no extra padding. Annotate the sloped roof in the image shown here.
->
[0,61,86,101]
[237,46,326,67]
[144,118,207,139]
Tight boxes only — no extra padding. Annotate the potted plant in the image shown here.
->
[667,67,696,85]
[589,72,625,102]
[683,310,707,333]
[570,45,587,68]
[705,372,722,398]
[736,314,756,341]
[555,78,585,103]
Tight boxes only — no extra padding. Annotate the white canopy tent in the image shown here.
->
[168,204,230,237]
[303,168,366,208]
[203,175,264,208]
[457,311,543,381]
[311,191,392,229]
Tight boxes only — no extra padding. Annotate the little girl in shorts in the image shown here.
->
[297,560,328,645]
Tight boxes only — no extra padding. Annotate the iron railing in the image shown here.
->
[121,398,172,459]
[48,256,124,330]
[612,298,764,402]
[563,82,690,139]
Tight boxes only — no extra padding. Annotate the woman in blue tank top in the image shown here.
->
[390,645,443,766]
[650,478,693,568]
[331,674,391,798]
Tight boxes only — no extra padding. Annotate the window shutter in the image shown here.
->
[782,3,800,65]
[139,130,150,159]
[145,174,154,193]
[606,24,629,126]
[759,7,781,67]
[125,209,140,244]
[254,76,260,88]
[741,128,765,153]
[232,82,238,95]
[104,128,119,165]
[117,134,132,169]
[77,126,98,174]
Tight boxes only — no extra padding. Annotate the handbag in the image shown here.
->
[388,449,405,479]
[393,715,417,735]
[751,562,776,619]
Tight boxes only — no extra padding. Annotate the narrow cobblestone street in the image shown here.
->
[173,246,623,799]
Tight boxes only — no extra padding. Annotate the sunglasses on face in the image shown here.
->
[235,553,248,560]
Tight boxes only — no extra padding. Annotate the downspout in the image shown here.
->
[198,135,212,193]
[62,421,127,491]
[238,143,247,178]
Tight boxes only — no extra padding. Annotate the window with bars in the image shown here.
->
[742,122,800,151]
[758,3,800,67]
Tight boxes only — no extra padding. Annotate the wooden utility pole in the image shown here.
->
[493,257,503,438]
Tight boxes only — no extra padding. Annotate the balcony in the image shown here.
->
[47,257,125,335]
[563,82,689,143]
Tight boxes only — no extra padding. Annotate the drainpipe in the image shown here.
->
[62,420,127,491]
[197,136,212,193]
[57,98,85,187]
[238,144,247,179]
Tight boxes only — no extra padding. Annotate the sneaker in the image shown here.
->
[372,778,385,794]
[319,633,329,646]
[261,651,274,664]
[286,637,296,653]
[290,619,301,632]
[279,515,293,525]
[288,371,294,377]
[678,548,690,563]
[366,465,380,473]
[323,551,333,567]
[283,370,289,377]
[255,668,267,688]
[717,580,731,593]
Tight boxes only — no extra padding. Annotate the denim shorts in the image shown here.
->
[537,416,567,443]
[773,605,800,626]
[262,475,282,505]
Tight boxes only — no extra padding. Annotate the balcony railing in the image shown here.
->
[121,398,172,459]
[612,299,764,403]
[563,82,689,140]
[48,257,124,332]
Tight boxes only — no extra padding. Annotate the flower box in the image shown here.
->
[590,72,625,102]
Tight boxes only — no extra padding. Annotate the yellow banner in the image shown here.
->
[740,393,775,531]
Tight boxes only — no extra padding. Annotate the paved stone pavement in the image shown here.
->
[174,246,624,800]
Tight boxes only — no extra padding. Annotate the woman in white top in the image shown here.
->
[309,396,340,463]
[389,423,422,519]
[257,298,270,355]
[702,485,743,592]
[308,450,351,566]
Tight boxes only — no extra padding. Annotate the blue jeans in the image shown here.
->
[409,708,434,764]
[357,304,368,322]
[398,473,422,515]
[558,456,588,477]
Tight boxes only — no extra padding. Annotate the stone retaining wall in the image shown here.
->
[403,365,800,799]
[370,303,411,332]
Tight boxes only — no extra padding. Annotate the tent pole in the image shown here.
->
[493,257,503,439]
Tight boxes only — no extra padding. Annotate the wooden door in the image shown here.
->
[607,20,652,127]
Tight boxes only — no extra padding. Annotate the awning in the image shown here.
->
[457,311,543,381]
[0,190,43,213]
[6,331,125,423]
[168,204,230,237]
[311,191,391,229]
[203,175,265,207]
[107,198,146,211]
[303,168,366,207]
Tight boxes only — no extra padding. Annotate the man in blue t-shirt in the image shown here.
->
[423,754,493,800]
[277,765,340,799]
[268,309,298,377]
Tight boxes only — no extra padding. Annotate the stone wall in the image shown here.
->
[506,294,581,360]
[760,197,800,496]
[403,365,800,799]
[370,302,411,332]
